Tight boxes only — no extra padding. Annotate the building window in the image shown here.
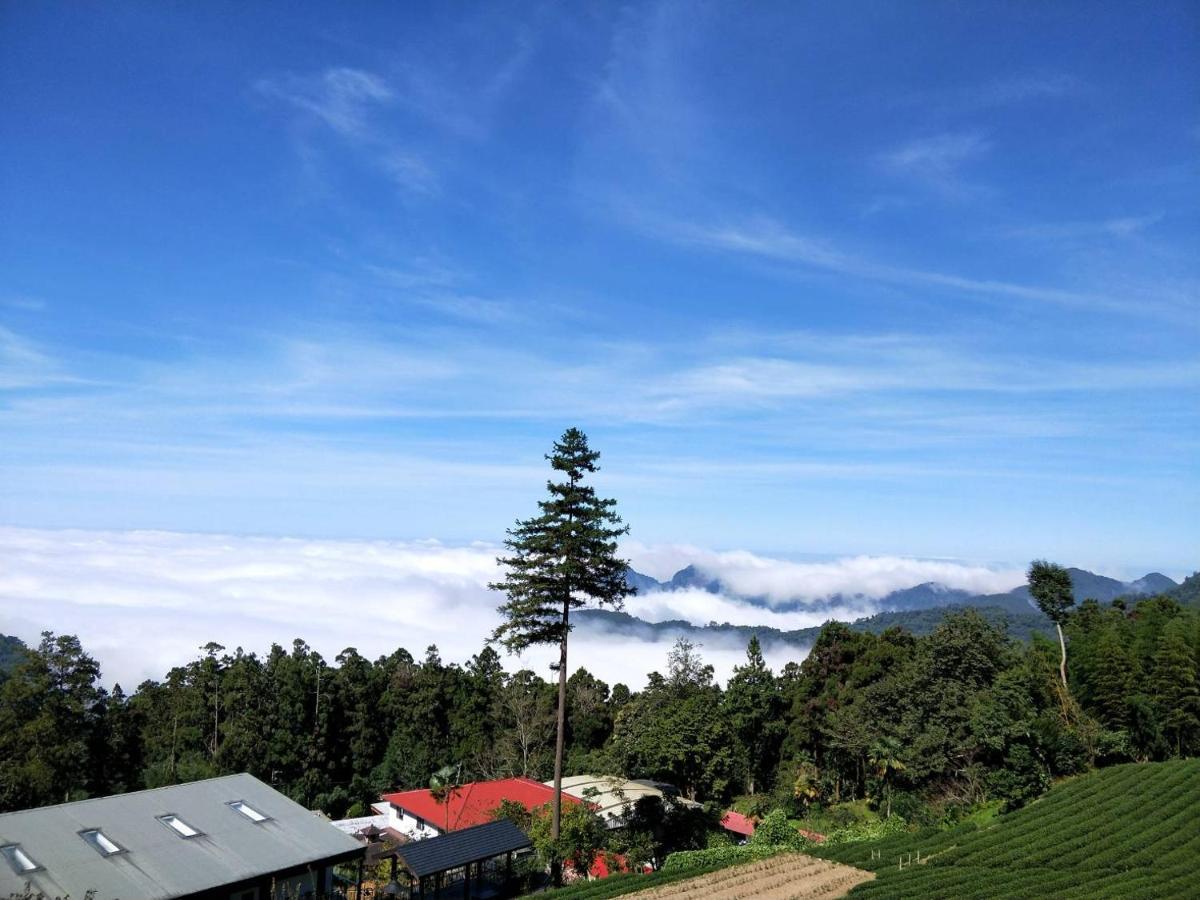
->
[80,829,124,857]
[1,844,41,874]
[229,800,269,822]
[158,814,202,838]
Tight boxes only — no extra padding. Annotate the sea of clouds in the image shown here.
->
[0,527,1026,689]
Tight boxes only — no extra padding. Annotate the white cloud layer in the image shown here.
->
[624,542,1025,605]
[0,528,1027,689]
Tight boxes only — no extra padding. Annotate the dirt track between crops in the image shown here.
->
[624,853,874,899]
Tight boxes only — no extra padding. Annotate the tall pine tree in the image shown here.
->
[490,428,633,879]
[1151,618,1200,756]
[1092,626,1136,729]
[724,635,782,794]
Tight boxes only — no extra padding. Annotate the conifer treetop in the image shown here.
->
[490,428,634,654]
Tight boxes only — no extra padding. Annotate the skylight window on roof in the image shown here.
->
[80,829,124,856]
[158,814,201,837]
[1,844,41,874]
[229,800,269,822]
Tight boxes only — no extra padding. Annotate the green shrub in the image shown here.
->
[733,792,775,819]
[823,815,908,845]
[749,808,801,848]
[888,791,937,826]
[705,830,734,849]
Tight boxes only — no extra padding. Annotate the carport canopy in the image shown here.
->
[395,818,532,880]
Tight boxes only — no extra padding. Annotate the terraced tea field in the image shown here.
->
[812,758,1200,899]
[624,853,872,899]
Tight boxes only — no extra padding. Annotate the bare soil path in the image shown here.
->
[624,853,874,900]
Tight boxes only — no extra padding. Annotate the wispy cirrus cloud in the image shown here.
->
[0,294,47,312]
[364,264,516,324]
[0,326,80,390]
[1004,213,1164,241]
[900,72,1082,115]
[255,67,393,138]
[656,214,1195,322]
[4,321,1196,432]
[972,73,1081,106]
[879,131,992,198]
[256,66,439,196]
[392,24,538,140]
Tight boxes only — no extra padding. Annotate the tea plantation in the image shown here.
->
[813,758,1200,898]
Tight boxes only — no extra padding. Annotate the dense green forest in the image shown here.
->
[0,588,1197,825]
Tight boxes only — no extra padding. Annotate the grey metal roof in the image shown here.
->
[0,773,363,899]
[394,819,531,879]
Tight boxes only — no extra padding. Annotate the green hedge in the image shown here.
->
[660,842,790,873]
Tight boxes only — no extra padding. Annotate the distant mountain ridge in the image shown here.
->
[597,564,1188,647]
[623,564,1177,614]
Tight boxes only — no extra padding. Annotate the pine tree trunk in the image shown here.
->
[1056,622,1068,689]
[551,596,569,885]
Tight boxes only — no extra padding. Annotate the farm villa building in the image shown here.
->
[0,773,364,899]
[547,776,697,829]
[372,777,579,839]
[337,775,698,894]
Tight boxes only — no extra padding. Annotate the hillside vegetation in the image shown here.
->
[0,635,26,679]
[812,759,1200,899]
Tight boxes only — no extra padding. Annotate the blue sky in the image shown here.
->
[1,1,1197,575]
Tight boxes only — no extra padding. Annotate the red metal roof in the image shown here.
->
[720,810,756,836]
[381,778,580,832]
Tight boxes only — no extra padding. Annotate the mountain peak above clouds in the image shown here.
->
[623,562,1181,619]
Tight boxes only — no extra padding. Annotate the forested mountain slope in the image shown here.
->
[578,603,1055,646]
[1166,571,1200,607]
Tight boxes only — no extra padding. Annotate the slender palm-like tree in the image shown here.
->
[429,763,463,832]
[792,759,821,811]
[1028,560,1075,690]
[868,738,906,819]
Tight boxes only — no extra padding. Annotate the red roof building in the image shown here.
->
[587,851,628,879]
[720,810,756,837]
[378,778,582,836]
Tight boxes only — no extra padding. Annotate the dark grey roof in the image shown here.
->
[0,773,363,899]
[395,819,531,878]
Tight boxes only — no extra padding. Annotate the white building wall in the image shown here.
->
[371,801,442,840]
